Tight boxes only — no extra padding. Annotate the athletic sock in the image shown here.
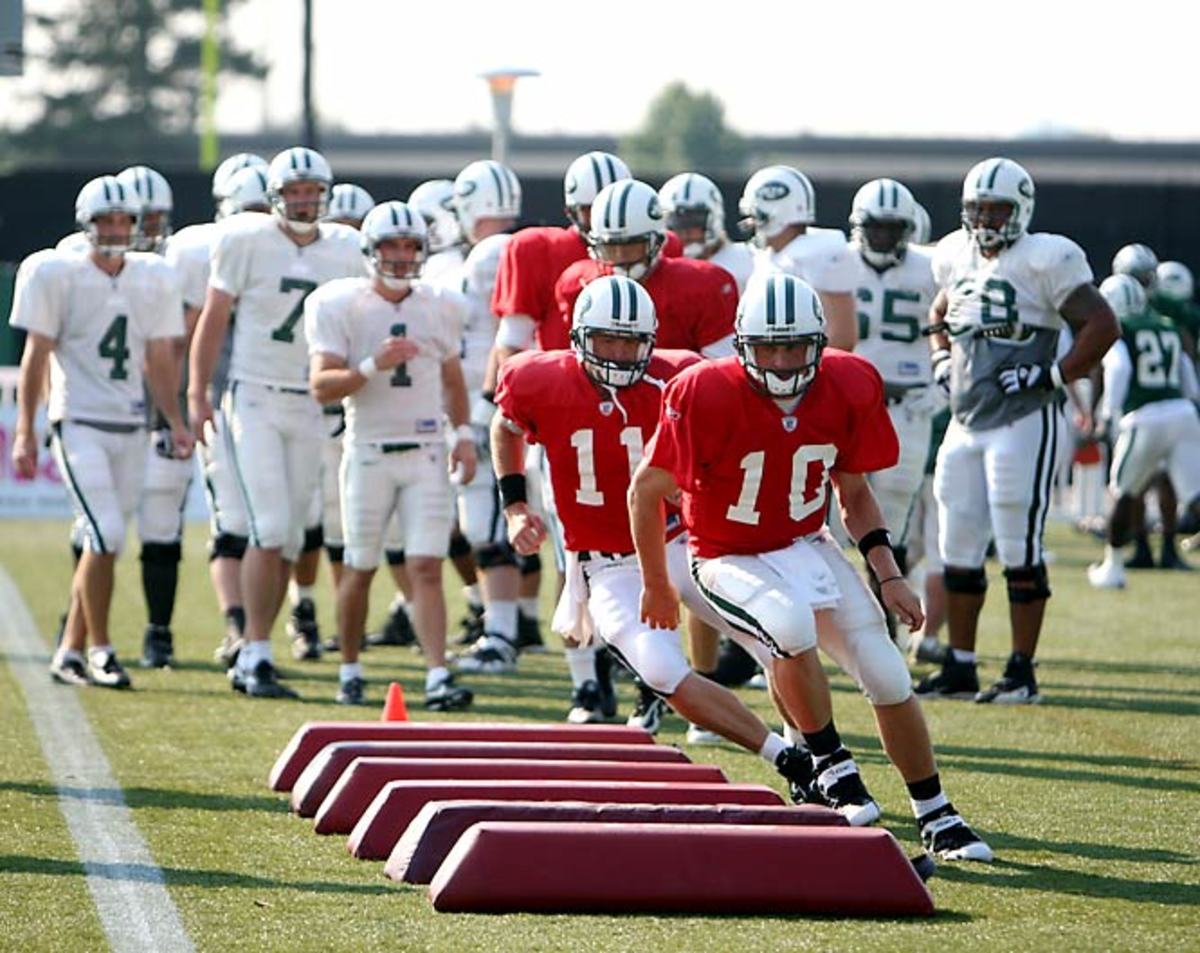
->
[140,543,180,628]
[339,662,363,683]
[224,606,246,635]
[564,645,597,688]
[518,597,539,620]
[951,648,977,664]
[426,666,450,691]
[463,584,483,612]
[907,773,949,819]
[801,720,842,761]
[288,581,314,607]
[484,599,518,640]
[757,732,788,764]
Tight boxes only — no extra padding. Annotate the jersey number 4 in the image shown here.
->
[571,427,642,506]
[727,444,837,525]
[98,314,130,381]
[271,277,319,343]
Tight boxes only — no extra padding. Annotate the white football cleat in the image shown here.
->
[1087,558,1126,589]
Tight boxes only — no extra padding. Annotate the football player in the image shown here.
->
[324,183,376,228]
[10,175,191,688]
[1154,260,1200,356]
[917,158,1119,703]
[492,275,824,802]
[658,172,754,293]
[739,165,857,351]
[846,178,942,644]
[1088,275,1200,588]
[408,179,466,283]
[631,273,992,860]
[306,201,476,708]
[169,161,269,666]
[188,146,364,698]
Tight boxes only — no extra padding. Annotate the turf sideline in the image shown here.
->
[0,566,195,953]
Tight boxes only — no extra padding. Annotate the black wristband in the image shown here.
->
[857,527,893,559]
[498,473,528,508]
[481,390,496,404]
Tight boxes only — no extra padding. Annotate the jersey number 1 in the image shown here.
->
[727,444,838,525]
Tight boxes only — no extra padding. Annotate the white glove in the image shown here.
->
[931,349,952,398]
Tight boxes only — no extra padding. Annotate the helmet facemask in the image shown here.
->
[961,198,1022,251]
[571,326,654,388]
[134,209,172,253]
[736,332,826,400]
[270,179,329,235]
[590,232,664,282]
[86,210,140,259]
[368,235,427,292]
[852,216,911,269]
[665,205,717,258]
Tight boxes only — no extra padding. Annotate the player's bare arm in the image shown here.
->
[12,330,53,479]
[1057,283,1120,383]
[490,410,546,555]
[831,469,924,630]
[628,459,682,630]
[145,337,194,458]
[187,285,235,442]
[440,356,477,485]
[819,290,858,351]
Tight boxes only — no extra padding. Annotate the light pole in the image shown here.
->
[479,68,539,165]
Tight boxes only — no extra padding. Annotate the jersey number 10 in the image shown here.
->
[727,444,838,526]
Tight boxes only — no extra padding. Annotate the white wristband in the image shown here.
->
[357,356,378,378]
[454,423,475,443]
[1049,362,1066,390]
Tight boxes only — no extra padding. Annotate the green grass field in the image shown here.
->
[1,518,1197,952]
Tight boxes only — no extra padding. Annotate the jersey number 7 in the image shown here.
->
[272,277,319,343]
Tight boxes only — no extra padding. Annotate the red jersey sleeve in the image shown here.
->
[828,353,900,473]
[692,261,739,350]
[552,259,596,343]
[494,351,547,443]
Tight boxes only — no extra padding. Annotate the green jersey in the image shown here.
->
[1150,292,1200,342]
[1119,309,1185,413]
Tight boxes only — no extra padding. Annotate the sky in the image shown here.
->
[10,0,1200,142]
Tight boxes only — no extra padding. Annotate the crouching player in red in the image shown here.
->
[630,273,992,861]
[491,275,820,796]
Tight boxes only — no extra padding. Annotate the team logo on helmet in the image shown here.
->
[565,174,579,197]
[756,182,790,201]
[647,196,663,220]
[1018,178,1034,199]
[578,290,592,313]
[457,181,478,198]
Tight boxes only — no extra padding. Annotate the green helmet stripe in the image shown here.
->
[616,180,631,229]
[784,274,795,324]
[765,276,777,326]
[626,278,638,322]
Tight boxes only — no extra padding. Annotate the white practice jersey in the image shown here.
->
[305,277,465,446]
[849,243,939,386]
[752,227,856,294]
[423,245,467,285]
[933,229,1094,430]
[165,222,217,310]
[210,213,363,388]
[56,231,90,254]
[10,248,183,425]
[709,241,755,295]
[457,234,509,394]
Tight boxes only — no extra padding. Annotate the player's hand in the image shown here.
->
[450,438,478,485]
[187,390,213,444]
[374,337,420,371]
[931,349,952,397]
[997,362,1054,395]
[880,577,924,630]
[170,423,195,460]
[505,504,547,556]
[639,580,681,631]
[12,429,38,480]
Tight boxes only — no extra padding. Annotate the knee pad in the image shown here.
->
[303,524,324,554]
[385,548,406,567]
[516,551,541,576]
[943,565,987,595]
[325,544,345,564]
[140,541,181,565]
[447,531,472,560]
[608,631,690,696]
[475,541,516,570]
[846,623,913,706]
[209,532,248,562]
[1004,564,1051,603]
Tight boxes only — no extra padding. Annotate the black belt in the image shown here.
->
[577,550,633,562]
[885,383,928,406]
[379,442,422,454]
[61,419,143,434]
[322,404,344,416]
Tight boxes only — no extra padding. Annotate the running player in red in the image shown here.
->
[630,273,992,861]
[491,274,820,794]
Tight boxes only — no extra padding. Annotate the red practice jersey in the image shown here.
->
[492,227,684,353]
[496,349,701,553]
[554,256,737,355]
[646,352,899,558]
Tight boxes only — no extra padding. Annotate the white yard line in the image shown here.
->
[0,567,195,953]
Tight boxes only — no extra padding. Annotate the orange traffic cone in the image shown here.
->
[381,681,408,722]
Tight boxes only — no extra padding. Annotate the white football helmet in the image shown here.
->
[1099,274,1148,321]
[266,146,333,234]
[222,166,270,217]
[212,153,267,209]
[408,179,463,254]
[453,160,521,245]
[961,157,1035,250]
[738,165,816,248]
[735,274,827,399]
[588,179,666,281]
[1112,243,1159,290]
[75,175,142,258]
[1156,261,1194,302]
[325,183,376,227]
[849,178,918,269]
[571,275,657,388]
[360,201,428,292]
[563,151,631,231]
[658,172,726,258]
[912,202,932,245]
[116,165,173,252]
